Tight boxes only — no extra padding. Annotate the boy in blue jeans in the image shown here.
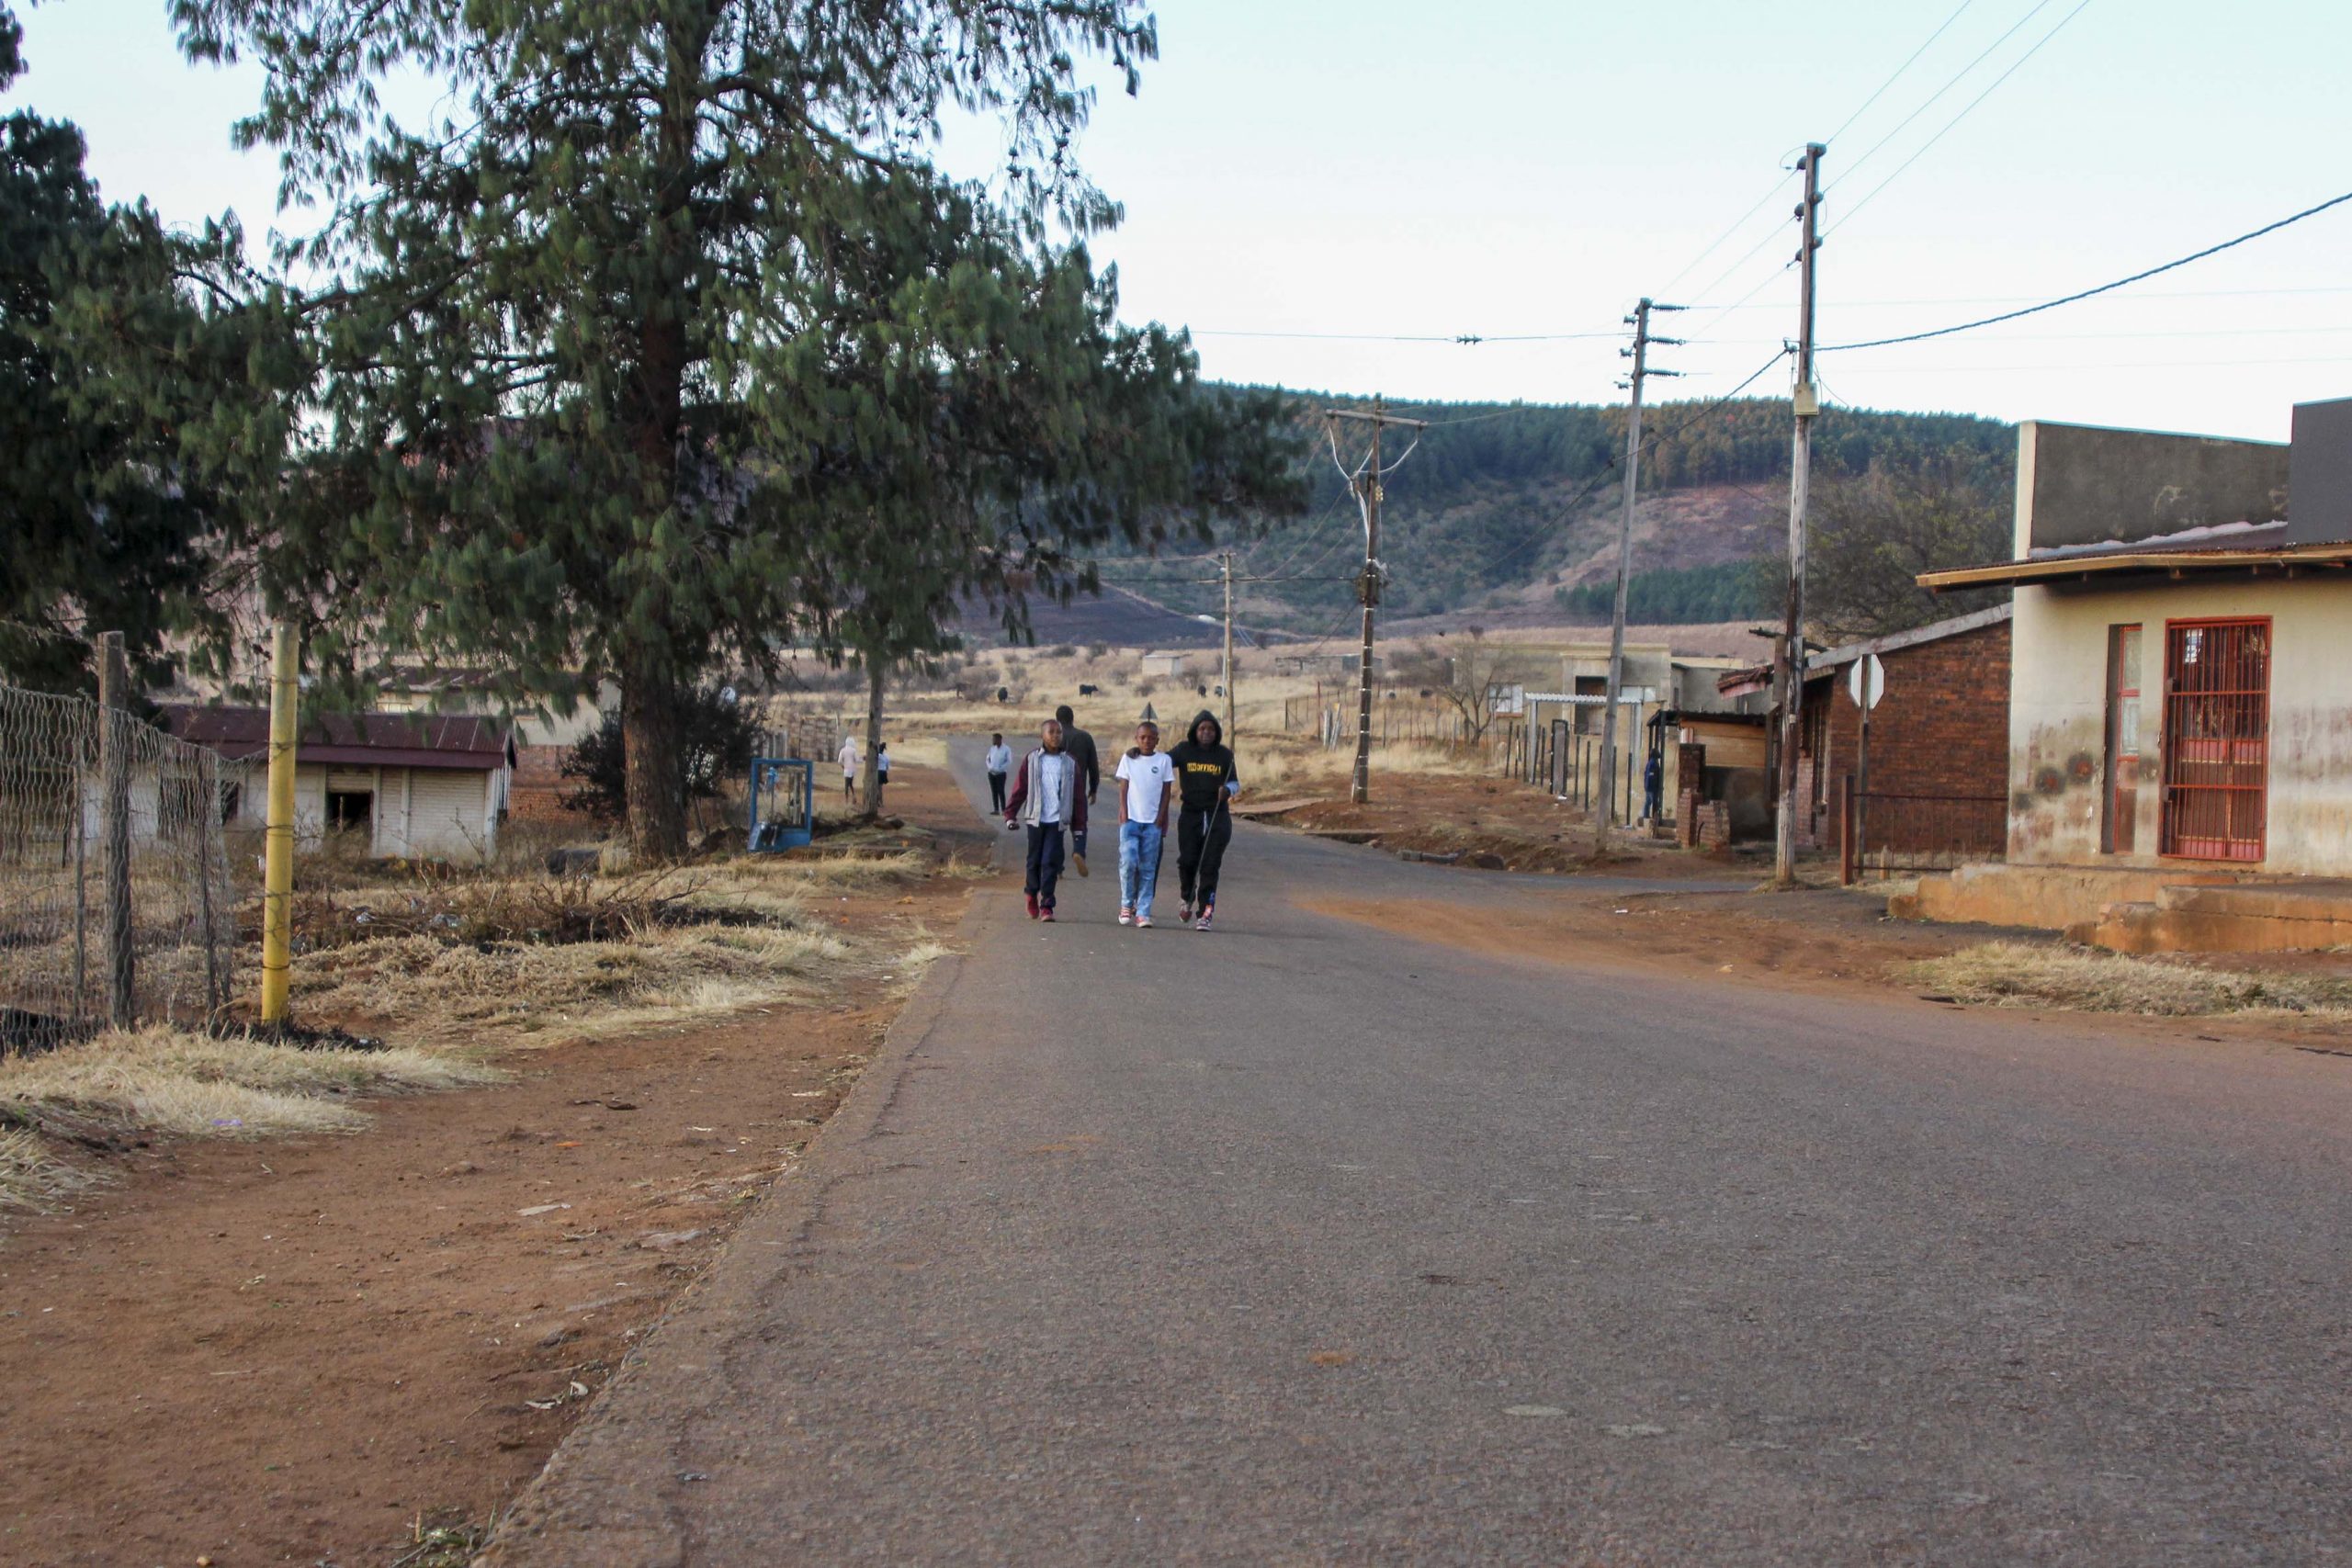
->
[1113,721,1177,928]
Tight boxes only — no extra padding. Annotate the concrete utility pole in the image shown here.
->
[1774,142,1825,889]
[1323,398,1430,806]
[1220,549,1236,739]
[1595,298,1683,855]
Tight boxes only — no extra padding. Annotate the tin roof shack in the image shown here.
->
[1897,400,2352,951]
[164,705,515,863]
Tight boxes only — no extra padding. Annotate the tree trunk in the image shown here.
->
[860,660,886,819]
[622,660,690,861]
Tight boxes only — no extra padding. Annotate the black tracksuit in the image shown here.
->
[1166,710,1239,909]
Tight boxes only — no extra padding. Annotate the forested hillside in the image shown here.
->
[1098,389,2013,635]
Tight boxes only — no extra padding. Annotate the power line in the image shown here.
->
[1821,187,2352,352]
[1826,0,2056,194]
[1826,1,1981,146]
[1658,167,1801,299]
[1188,328,1621,344]
[1827,0,2093,235]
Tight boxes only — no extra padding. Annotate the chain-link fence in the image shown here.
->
[0,684,245,1051]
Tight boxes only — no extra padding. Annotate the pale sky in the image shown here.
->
[17,1,2352,440]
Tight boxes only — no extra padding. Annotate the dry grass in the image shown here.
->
[290,921,854,1045]
[1904,942,2352,1020]
[0,1126,100,1213]
[0,1026,505,1145]
[1247,737,1493,795]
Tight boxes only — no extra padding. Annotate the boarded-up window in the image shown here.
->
[2158,618,2268,862]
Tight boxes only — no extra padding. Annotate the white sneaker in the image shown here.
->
[1118,906,1133,925]
[1136,915,1153,929]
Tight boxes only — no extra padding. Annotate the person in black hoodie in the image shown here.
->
[1166,709,1239,931]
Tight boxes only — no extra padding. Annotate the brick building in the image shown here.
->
[1710,604,2011,861]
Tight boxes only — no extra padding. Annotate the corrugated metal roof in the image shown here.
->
[161,705,512,771]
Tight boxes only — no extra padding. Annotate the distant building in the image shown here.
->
[164,705,514,862]
[1138,651,1193,679]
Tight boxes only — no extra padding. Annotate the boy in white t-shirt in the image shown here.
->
[1113,721,1178,928]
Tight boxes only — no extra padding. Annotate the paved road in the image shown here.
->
[491,746,2352,1565]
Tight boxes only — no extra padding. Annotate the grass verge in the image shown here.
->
[1904,942,2352,1019]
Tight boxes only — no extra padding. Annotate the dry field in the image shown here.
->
[0,761,991,1568]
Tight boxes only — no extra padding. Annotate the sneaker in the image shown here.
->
[1073,852,1089,877]
[1136,915,1153,929]
[1118,905,1133,926]
[1178,903,1193,925]
[1025,893,1040,919]
[1041,907,1057,922]
[1194,905,1214,932]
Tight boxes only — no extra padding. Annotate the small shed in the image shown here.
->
[1138,651,1193,679]
[164,705,515,862]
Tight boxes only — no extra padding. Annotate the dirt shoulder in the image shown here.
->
[0,763,991,1568]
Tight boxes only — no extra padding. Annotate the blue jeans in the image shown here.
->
[1119,820,1165,919]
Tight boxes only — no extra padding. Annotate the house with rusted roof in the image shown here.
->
[164,705,515,862]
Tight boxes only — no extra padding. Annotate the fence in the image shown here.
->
[1494,718,1645,826]
[0,683,243,1050]
[1283,697,1482,750]
[1838,780,2007,883]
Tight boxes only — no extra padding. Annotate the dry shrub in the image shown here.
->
[289,868,701,953]
[291,922,852,1043]
[1903,942,2352,1019]
[0,1125,98,1213]
[0,1026,504,1142]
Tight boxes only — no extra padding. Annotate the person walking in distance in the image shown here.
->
[1113,721,1176,929]
[984,731,1012,814]
[837,731,861,805]
[1167,709,1239,931]
[1053,704,1100,877]
[1641,749,1664,826]
[1002,717,1087,922]
[875,741,891,803]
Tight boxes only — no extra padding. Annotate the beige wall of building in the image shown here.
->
[2009,577,2352,874]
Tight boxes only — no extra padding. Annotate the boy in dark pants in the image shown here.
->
[1166,709,1239,931]
[1002,718,1087,921]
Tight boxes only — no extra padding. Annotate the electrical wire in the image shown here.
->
[1826,0,2055,193]
[1821,188,2352,352]
[1657,166,1802,299]
[1827,0,2093,235]
[1187,328,1621,344]
[1826,1,1981,147]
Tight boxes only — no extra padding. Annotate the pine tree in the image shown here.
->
[174,1,1298,856]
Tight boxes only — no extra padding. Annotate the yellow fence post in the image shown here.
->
[259,623,298,1026]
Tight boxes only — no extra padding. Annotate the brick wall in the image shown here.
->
[1804,618,2011,855]
[507,743,574,823]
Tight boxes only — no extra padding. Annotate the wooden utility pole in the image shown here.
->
[96,631,134,1028]
[1596,298,1683,855]
[1774,142,1826,888]
[1220,549,1237,738]
[1323,398,1429,806]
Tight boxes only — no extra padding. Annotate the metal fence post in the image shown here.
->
[1839,774,1857,886]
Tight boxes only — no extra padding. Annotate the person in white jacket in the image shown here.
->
[837,734,861,803]
[984,731,1012,813]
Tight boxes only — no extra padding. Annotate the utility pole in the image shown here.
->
[1323,397,1430,806]
[1220,549,1237,738]
[1595,298,1683,855]
[1774,142,1825,889]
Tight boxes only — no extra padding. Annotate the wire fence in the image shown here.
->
[0,683,245,1051]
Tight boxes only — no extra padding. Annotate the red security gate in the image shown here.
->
[2158,617,2269,862]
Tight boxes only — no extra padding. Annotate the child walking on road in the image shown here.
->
[1166,709,1240,931]
[1113,721,1176,929]
[1003,718,1087,922]
[984,732,1012,813]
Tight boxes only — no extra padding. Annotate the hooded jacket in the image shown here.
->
[1166,710,1239,815]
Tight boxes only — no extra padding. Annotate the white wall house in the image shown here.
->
[163,705,514,862]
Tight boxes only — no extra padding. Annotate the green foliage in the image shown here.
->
[1554,559,1772,626]
[0,8,223,692]
[168,0,1299,853]
[560,684,758,823]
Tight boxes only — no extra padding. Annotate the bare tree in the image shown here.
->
[1392,627,1534,745]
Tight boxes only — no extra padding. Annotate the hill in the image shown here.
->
[1090,390,2014,637]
